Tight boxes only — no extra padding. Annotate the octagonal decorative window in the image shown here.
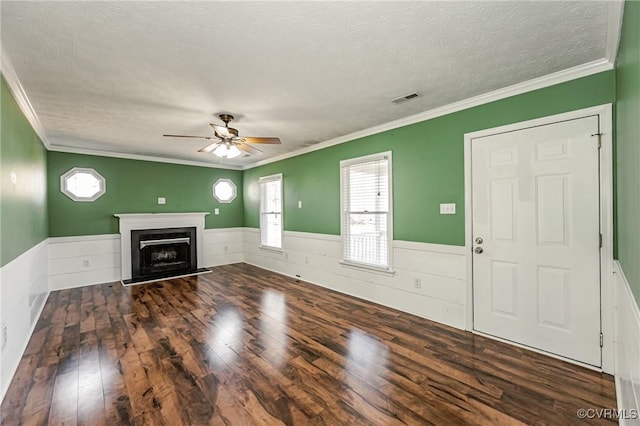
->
[60,167,106,202]
[213,178,237,203]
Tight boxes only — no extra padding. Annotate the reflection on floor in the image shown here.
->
[1,263,617,425]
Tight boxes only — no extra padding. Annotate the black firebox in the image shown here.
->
[130,227,198,282]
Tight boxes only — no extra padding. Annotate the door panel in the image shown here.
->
[537,266,570,329]
[490,260,518,318]
[472,115,601,366]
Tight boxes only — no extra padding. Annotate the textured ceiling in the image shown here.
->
[1,1,609,167]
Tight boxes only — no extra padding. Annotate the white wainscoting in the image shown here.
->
[614,261,640,425]
[47,229,245,291]
[0,239,49,401]
[202,228,244,267]
[243,228,467,329]
[48,234,121,291]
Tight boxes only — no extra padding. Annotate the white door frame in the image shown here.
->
[464,104,614,373]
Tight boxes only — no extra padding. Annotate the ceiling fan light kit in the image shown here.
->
[213,143,242,159]
[164,114,281,160]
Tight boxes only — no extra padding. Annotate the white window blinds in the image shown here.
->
[341,152,392,270]
[259,174,283,249]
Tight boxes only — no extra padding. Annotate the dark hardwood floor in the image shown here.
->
[1,263,616,425]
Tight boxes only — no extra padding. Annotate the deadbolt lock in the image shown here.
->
[475,237,483,244]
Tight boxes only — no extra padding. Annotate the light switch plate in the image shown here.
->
[157,197,166,205]
[298,200,303,208]
[440,203,456,214]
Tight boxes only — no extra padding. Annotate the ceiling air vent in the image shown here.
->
[391,92,420,105]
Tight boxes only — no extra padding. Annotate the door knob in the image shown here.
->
[475,237,483,244]
[474,247,484,254]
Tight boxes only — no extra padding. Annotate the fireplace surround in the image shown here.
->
[115,212,209,283]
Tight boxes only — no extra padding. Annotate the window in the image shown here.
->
[213,178,237,203]
[259,174,283,249]
[341,152,392,271]
[60,167,106,201]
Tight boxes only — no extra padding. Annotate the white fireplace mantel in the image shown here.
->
[115,212,209,280]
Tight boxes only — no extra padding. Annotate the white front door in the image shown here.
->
[471,115,601,366]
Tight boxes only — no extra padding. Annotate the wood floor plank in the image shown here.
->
[77,331,106,426]
[1,263,618,425]
[19,365,57,426]
[48,370,78,426]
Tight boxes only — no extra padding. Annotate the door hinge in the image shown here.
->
[592,133,602,149]
[599,233,603,248]
[600,333,604,347]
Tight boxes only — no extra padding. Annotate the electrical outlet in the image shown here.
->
[305,256,309,264]
[2,323,7,349]
[414,278,422,289]
[224,245,228,252]
[157,197,166,205]
[214,208,220,215]
[284,252,289,260]
[82,259,90,268]
[440,203,456,214]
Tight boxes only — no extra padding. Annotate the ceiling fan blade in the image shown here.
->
[163,134,213,139]
[242,136,281,145]
[239,143,263,153]
[198,142,220,153]
[210,124,230,138]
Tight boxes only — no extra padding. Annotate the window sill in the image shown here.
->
[259,245,283,253]
[339,261,395,277]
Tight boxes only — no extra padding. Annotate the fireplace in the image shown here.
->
[131,227,197,281]
[115,212,210,283]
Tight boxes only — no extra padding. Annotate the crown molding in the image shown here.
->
[2,33,618,173]
[605,0,625,66]
[47,145,243,170]
[1,48,51,149]
[2,45,239,170]
[245,58,613,170]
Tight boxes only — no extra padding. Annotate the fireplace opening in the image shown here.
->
[130,227,198,282]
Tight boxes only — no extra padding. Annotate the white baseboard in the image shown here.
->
[243,228,467,329]
[613,261,640,425]
[0,239,50,401]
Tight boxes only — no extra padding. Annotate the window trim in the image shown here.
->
[60,167,106,202]
[212,178,237,203]
[259,173,283,250]
[340,151,394,273]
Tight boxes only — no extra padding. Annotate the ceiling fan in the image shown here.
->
[163,114,281,159]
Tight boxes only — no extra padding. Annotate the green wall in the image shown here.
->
[244,71,615,246]
[47,152,243,236]
[615,0,640,304]
[0,76,48,267]
[2,60,623,276]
